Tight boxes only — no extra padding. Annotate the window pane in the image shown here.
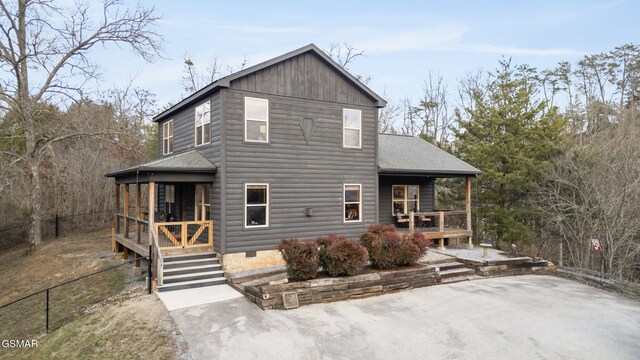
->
[168,137,173,153]
[247,186,267,204]
[196,125,203,145]
[344,109,361,129]
[203,122,211,143]
[344,128,360,147]
[168,121,173,136]
[246,98,268,120]
[345,187,360,202]
[407,201,418,213]
[345,203,360,221]
[246,120,267,141]
[247,206,267,226]
[393,201,405,215]
[196,102,211,126]
[393,186,405,201]
[408,186,419,200]
[163,139,168,154]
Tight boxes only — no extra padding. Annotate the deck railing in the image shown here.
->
[154,220,214,250]
[150,225,164,286]
[407,210,470,233]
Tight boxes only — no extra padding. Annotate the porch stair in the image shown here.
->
[435,262,477,284]
[157,253,226,292]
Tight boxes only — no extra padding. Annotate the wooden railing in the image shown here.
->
[408,210,469,233]
[115,213,149,244]
[154,220,214,250]
[150,225,164,287]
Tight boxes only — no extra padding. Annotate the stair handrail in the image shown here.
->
[151,224,164,286]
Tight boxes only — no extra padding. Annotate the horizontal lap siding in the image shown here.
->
[223,89,377,253]
[378,176,435,225]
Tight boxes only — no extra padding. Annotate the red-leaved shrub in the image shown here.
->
[360,224,431,269]
[317,234,368,276]
[277,238,319,281]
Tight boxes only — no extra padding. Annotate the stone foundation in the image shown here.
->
[222,250,285,273]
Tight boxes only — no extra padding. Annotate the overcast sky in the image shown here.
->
[93,0,640,109]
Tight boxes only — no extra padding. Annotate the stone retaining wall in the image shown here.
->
[241,266,439,310]
[456,257,556,277]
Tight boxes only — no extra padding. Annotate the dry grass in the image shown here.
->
[0,229,188,359]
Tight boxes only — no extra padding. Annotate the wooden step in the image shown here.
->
[163,257,220,269]
[163,270,225,284]
[163,263,222,276]
[164,252,217,262]
[157,277,226,292]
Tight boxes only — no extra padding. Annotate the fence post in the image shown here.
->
[55,214,59,238]
[148,246,152,294]
[45,288,50,333]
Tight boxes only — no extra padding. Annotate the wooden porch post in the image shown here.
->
[438,211,445,250]
[124,184,130,239]
[148,181,155,246]
[136,183,142,244]
[409,211,415,233]
[112,184,120,252]
[115,184,120,235]
[465,177,473,249]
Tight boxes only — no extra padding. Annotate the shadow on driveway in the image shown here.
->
[170,275,640,360]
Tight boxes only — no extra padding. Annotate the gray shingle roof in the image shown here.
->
[106,150,217,177]
[378,134,481,176]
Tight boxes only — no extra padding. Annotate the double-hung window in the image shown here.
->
[162,120,173,155]
[392,185,419,215]
[164,185,175,215]
[195,184,210,221]
[245,97,269,142]
[343,109,361,148]
[344,184,362,222]
[195,101,211,146]
[245,184,269,227]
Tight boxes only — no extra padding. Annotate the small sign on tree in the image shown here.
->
[591,239,601,251]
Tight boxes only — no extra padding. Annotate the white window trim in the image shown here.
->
[162,120,173,155]
[244,97,269,143]
[392,185,420,215]
[194,101,211,147]
[343,183,362,223]
[343,109,362,149]
[195,184,211,221]
[244,183,269,228]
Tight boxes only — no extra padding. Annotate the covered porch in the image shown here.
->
[106,150,217,275]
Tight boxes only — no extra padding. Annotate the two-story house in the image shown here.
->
[106,44,480,292]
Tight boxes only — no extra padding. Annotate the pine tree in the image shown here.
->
[455,60,566,246]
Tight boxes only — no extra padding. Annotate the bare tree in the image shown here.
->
[325,41,371,84]
[0,0,162,247]
[181,56,248,95]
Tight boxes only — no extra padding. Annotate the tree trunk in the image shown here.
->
[29,155,43,246]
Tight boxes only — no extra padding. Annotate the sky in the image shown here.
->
[90,0,640,109]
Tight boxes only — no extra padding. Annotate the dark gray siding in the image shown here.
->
[229,52,374,106]
[378,175,435,225]
[222,88,378,253]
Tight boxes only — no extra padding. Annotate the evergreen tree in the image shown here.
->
[454,60,566,246]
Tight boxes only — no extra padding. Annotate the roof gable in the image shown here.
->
[154,44,386,122]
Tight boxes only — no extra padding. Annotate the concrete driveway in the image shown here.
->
[169,275,640,360]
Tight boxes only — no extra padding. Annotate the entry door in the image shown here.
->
[195,184,211,221]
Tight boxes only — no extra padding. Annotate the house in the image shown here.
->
[106,44,480,291]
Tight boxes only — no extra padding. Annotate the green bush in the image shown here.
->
[360,224,431,269]
[277,239,319,281]
[317,234,368,277]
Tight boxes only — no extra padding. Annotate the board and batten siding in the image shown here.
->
[221,86,378,253]
[378,175,435,225]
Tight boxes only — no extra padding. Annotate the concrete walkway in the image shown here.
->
[157,285,243,311]
[169,275,640,360]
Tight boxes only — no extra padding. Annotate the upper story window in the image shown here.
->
[245,97,269,143]
[162,120,174,155]
[344,184,362,222]
[195,101,211,146]
[393,185,419,215]
[343,109,361,148]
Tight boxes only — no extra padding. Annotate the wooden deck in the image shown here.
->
[114,230,213,257]
[404,229,473,240]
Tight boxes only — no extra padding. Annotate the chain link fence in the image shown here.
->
[0,257,147,339]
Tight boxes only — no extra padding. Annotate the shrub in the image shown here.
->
[317,234,368,277]
[277,238,319,281]
[360,225,430,269]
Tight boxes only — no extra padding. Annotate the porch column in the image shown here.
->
[438,211,445,250]
[123,184,130,240]
[136,183,142,244]
[148,181,155,246]
[465,176,473,249]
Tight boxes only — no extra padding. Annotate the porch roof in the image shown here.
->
[105,150,217,184]
[378,134,481,177]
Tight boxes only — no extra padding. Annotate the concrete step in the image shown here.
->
[157,277,227,292]
[163,263,222,276]
[163,270,225,284]
[164,257,220,269]
[434,262,465,271]
[164,252,217,262]
[439,267,476,279]
[440,274,483,284]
